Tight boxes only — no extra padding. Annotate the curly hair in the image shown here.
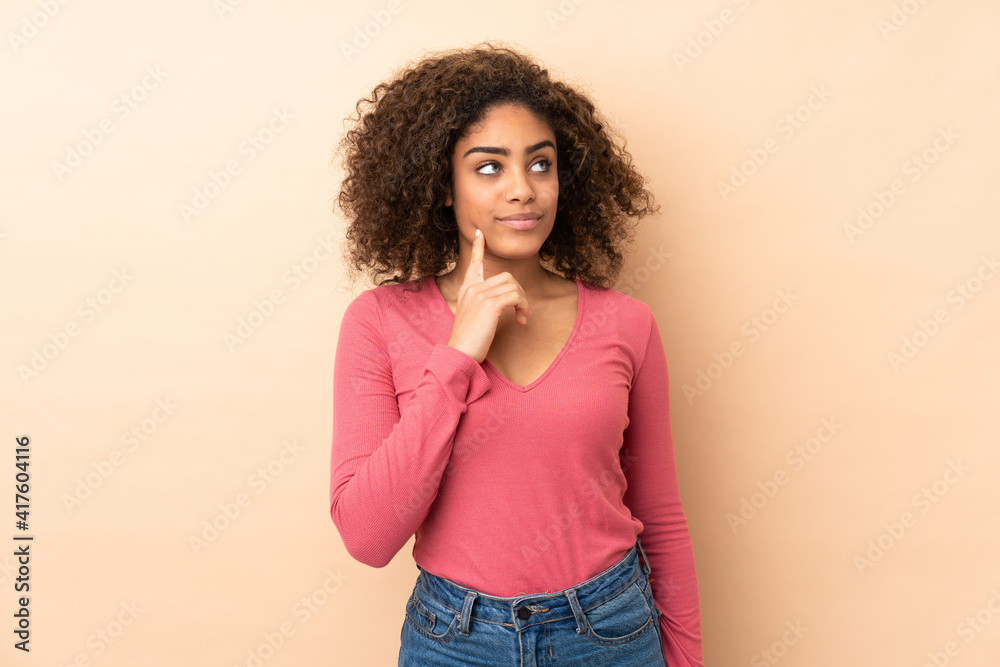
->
[334,41,659,295]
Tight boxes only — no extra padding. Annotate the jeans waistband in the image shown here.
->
[414,537,653,635]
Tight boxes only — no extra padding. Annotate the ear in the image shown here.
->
[444,188,452,207]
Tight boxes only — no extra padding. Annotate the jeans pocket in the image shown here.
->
[403,588,459,642]
[581,581,656,647]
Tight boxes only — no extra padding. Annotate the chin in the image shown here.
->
[485,242,546,259]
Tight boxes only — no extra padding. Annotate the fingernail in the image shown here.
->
[475,229,480,237]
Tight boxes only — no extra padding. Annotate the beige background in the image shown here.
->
[2,0,998,665]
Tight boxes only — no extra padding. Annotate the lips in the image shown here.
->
[497,212,542,230]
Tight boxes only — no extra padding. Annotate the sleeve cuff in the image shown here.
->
[427,343,492,404]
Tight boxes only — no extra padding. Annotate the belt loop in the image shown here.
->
[636,536,652,575]
[564,588,589,635]
[458,590,478,636]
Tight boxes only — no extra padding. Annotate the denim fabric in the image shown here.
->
[398,538,667,666]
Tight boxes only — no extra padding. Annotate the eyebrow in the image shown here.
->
[462,140,555,159]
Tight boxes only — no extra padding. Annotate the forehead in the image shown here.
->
[457,104,556,146]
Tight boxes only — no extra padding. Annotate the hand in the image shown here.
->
[446,228,532,363]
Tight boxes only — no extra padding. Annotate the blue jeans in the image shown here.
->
[398,538,667,666]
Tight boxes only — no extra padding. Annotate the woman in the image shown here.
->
[331,42,703,666]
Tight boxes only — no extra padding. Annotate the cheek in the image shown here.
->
[541,179,559,202]
[454,181,495,212]
[450,186,490,227]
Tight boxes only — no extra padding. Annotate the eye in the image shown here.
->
[531,159,552,172]
[476,161,501,175]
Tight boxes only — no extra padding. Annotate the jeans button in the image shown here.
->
[516,606,532,621]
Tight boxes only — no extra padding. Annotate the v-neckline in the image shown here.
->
[427,275,584,393]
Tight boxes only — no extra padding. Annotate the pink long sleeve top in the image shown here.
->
[330,275,703,665]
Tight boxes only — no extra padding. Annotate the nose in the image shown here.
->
[505,167,535,203]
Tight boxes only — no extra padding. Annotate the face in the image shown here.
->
[445,103,558,260]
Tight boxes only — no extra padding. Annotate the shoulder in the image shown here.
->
[578,279,655,331]
[340,278,438,342]
[345,278,431,315]
[574,280,659,368]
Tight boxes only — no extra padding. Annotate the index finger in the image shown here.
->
[471,228,484,283]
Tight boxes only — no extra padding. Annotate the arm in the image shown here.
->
[330,290,491,567]
[622,309,704,666]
